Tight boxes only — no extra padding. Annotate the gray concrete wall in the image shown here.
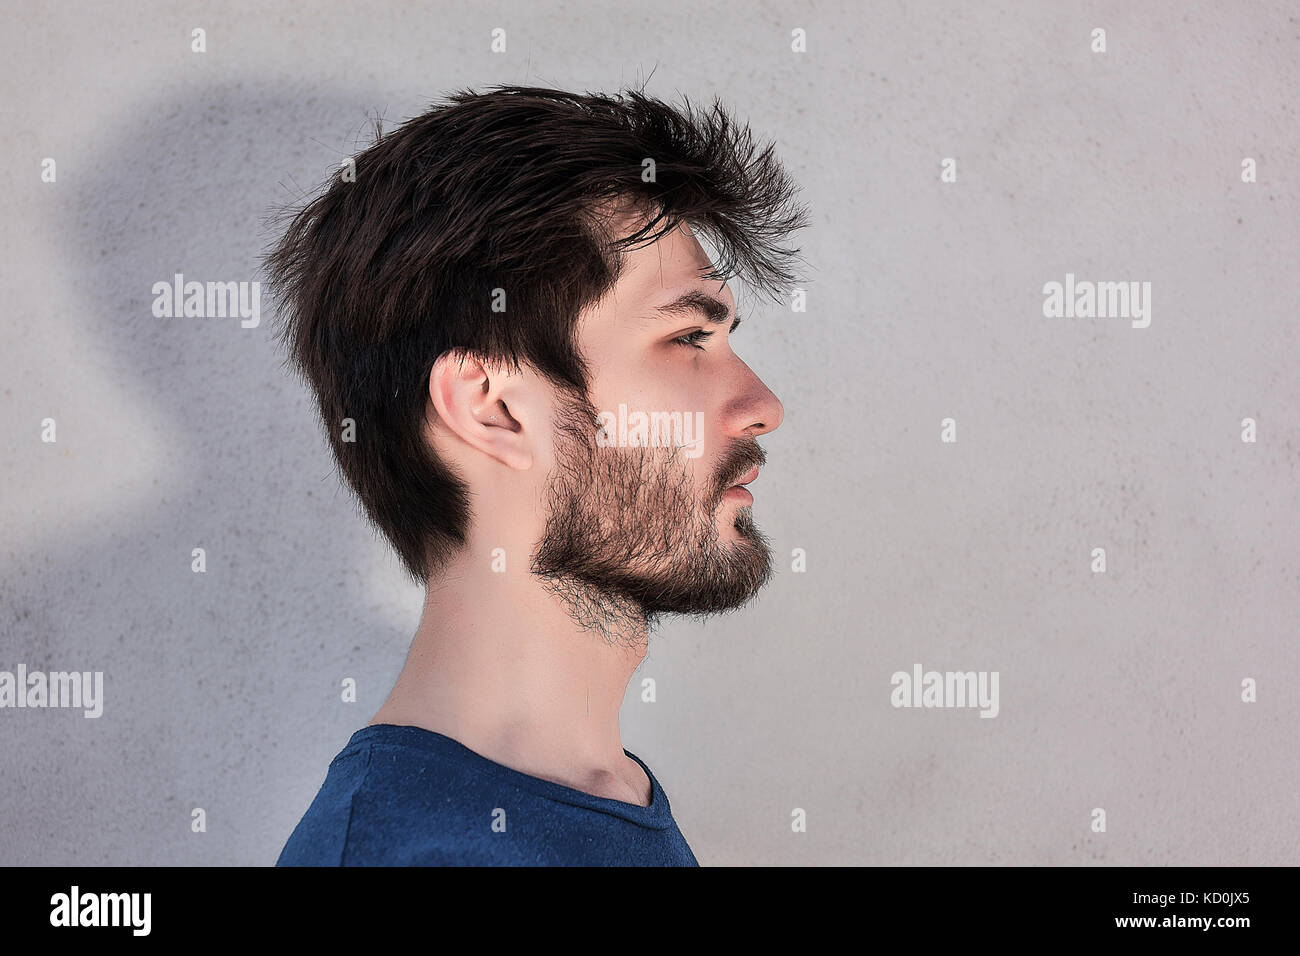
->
[1,0,1296,865]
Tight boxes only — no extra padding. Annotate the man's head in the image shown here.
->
[529,207,785,632]
[264,85,808,628]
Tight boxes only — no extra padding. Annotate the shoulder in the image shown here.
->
[276,727,557,866]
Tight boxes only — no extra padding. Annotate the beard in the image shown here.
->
[530,388,773,641]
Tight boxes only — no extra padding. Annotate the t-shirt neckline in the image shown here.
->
[344,722,676,830]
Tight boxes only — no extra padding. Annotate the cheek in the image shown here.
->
[696,419,728,484]
[587,354,726,476]
[589,363,689,426]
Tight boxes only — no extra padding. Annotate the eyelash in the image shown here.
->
[673,329,716,350]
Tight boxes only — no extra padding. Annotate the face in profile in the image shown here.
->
[531,217,785,628]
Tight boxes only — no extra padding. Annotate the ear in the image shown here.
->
[427,350,535,471]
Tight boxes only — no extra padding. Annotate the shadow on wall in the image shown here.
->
[8,80,432,864]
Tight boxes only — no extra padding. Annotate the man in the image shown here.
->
[268,85,808,865]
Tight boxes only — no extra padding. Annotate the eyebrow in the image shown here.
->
[654,290,740,332]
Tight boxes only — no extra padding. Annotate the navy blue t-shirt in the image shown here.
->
[276,723,699,866]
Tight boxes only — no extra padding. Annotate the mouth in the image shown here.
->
[722,465,760,504]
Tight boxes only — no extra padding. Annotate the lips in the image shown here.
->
[731,465,760,487]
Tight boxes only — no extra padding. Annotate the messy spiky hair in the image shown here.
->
[263,84,809,584]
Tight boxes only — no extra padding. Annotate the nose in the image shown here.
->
[728,360,784,439]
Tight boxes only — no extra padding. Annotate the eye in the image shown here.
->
[673,328,715,350]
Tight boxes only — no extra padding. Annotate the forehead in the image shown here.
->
[617,217,713,286]
[586,210,735,326]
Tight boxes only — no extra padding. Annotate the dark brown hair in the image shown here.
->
[263,84,809,583]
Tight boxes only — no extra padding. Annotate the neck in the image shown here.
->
[370,529,652,803]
